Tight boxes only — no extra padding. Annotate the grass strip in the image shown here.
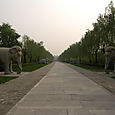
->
[0,76,18,84]
[72,63,109,72]
[13,63,48,72]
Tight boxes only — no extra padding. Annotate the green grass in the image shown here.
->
[0,63,49,84]
[0,76,18,84]
[72,63,105,72]
[0,63,48,84]
[72,63,114,72]
[13,63,48,72]
[111,76,115,79]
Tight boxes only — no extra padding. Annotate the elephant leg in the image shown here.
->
[4,63,11,75]
[104,56,110,74]
[9,61,13,73]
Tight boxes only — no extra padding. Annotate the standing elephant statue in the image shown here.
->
[0,46,22,75]
[104,46,115,74]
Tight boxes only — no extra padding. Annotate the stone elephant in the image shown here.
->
[0,46,22,74]
[104,46,115,74]
[39,59,48,64]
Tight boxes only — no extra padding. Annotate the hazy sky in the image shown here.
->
[0,0,114,55]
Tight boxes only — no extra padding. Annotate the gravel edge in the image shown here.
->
[66,63,115,95]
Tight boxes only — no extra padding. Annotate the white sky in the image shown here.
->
[0,0,114,55]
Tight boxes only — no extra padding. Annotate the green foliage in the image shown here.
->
[22,35,54,63]
[59,1,115,66]
[0,23,20,47]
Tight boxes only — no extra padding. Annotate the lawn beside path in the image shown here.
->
[0,63,48,84]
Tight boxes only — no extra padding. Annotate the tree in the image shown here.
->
[22,35,53,63]
[22,35,29,63]
[0,23,20,47]
[59,1,115,65]
[103,1,115,46]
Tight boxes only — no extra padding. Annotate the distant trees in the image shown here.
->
[22,35,54,63]
[59,1,115,65]
[0,23,54,64]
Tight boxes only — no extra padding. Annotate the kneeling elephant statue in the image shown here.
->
[104,46,115,74]
[0,46,22,74]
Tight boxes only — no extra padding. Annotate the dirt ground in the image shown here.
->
[0,62,115,115]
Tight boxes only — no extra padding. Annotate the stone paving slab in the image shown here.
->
[6,62,115,115]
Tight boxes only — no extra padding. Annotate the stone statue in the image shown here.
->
[104,46,115,74]
[0,46,22,74]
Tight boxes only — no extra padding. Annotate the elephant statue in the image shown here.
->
[39,59,48,64]
[0,46,22,75]
[104,46,115,74]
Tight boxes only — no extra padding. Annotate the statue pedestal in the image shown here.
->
[0,72,29,77]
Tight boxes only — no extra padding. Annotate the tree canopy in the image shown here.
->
[59,1,115,65]
[0,23,20,47]
[22,35,54,63]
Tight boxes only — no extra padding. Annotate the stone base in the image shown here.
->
[0,72,29,77]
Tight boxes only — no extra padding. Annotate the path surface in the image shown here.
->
[6,62,115,115]
[0,63,54,115]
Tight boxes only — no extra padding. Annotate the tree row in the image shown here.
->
[0,23,54,64]
[59,1,115,66]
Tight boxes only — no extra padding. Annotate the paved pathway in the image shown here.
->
[6,62,115,115]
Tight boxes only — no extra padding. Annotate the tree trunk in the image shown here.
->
[37,56,40,64]
[95,50,98,64]
[89,57,92,64]
[29,55,32,63]
[23,50,27,63]
[79,57,81,64]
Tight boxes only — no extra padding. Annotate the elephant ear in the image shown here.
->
[9,47,17,54]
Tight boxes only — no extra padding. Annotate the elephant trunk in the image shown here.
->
[17,57,22,74]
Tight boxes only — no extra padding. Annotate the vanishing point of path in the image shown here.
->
[6,62,115,115]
